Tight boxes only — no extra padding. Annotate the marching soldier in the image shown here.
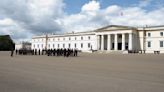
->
[38,49,40,55]
[15,49,18,55]
[35,49,37,55]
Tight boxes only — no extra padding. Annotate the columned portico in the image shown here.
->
[97,32,134,51]
[96,25,135,52]
[114,34,118,50]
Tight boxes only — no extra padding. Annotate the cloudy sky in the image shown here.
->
[0,0,164,42]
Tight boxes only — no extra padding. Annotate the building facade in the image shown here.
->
[31,25,164,53]
[15,42,31,50]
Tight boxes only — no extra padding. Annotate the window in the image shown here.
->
[118,35,122,38]
[58,38,60,41]
[38,44,39,48]
[68,43,71,48]
[81,36,83,40]
[88,43,91,48]
[48,44,50,48]
[42,44,43,48]
[160,41,164,47]
[63,44,65,48]
[63,38,65,40]
[148,33,151,37]
[33,44,35,48]
[69,37,71,40]
[147,41,151,48]
[81,43,83,48]
[75,37,77,40]
[58,44,59,48]
[160,32,163,36]
[75,43,76,48]
[88,36,90,40]
[53,44,55,48]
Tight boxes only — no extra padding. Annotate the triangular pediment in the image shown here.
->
[95,25,136,32]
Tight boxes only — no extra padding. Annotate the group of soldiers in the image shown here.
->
[47,48,78,57]
[14,48,79,57]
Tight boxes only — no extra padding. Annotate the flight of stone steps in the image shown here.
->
[94,50,128,54]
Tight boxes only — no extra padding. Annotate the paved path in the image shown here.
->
[0,51,164,92]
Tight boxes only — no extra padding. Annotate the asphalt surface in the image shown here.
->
[0,51,164,92]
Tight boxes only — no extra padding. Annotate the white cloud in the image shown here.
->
[105,5,121,15]
[0,18,15,26]
[81,0,100,12]
[0,18,32,42]
[111,7,164,26]
[0,0,164,42]
[28,0,64,19]
[139,0,152,7]
[60,0,164,33]
[0,0,65,42]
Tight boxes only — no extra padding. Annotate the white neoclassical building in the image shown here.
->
[31,25,164,53]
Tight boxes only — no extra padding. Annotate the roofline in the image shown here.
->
[95,25,137,32]
[32,31,96,39]
[144,25,164,28]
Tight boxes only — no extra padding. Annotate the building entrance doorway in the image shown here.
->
[112,43,114,50]
[118,43,122,50]
[125,43,128,50]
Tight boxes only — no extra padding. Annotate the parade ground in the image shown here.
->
[0,51,164,92]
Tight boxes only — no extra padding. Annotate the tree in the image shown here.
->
[0,35,15,51]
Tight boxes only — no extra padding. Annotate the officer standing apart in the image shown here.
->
[10,46,14,57]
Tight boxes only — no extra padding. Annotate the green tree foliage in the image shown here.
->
[0,35,15,51]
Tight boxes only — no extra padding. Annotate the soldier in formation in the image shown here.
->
[15,48,79,57]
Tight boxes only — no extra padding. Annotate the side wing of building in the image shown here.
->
[138,26,164,53]
[31,32,97,52]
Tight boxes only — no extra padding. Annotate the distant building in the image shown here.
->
[15,42,31,50]
[31,25,164,53]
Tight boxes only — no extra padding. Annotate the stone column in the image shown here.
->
[107,34,111,50]
[122,33,125,50]
[97,35,100,50]
[114,34,118,50]
[101,35,104,50]
[128,33,133,50]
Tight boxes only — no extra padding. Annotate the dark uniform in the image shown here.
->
[75,49,78,56]
[15,49,18,55]
[38,49,40,55]
[11,47,14,57]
